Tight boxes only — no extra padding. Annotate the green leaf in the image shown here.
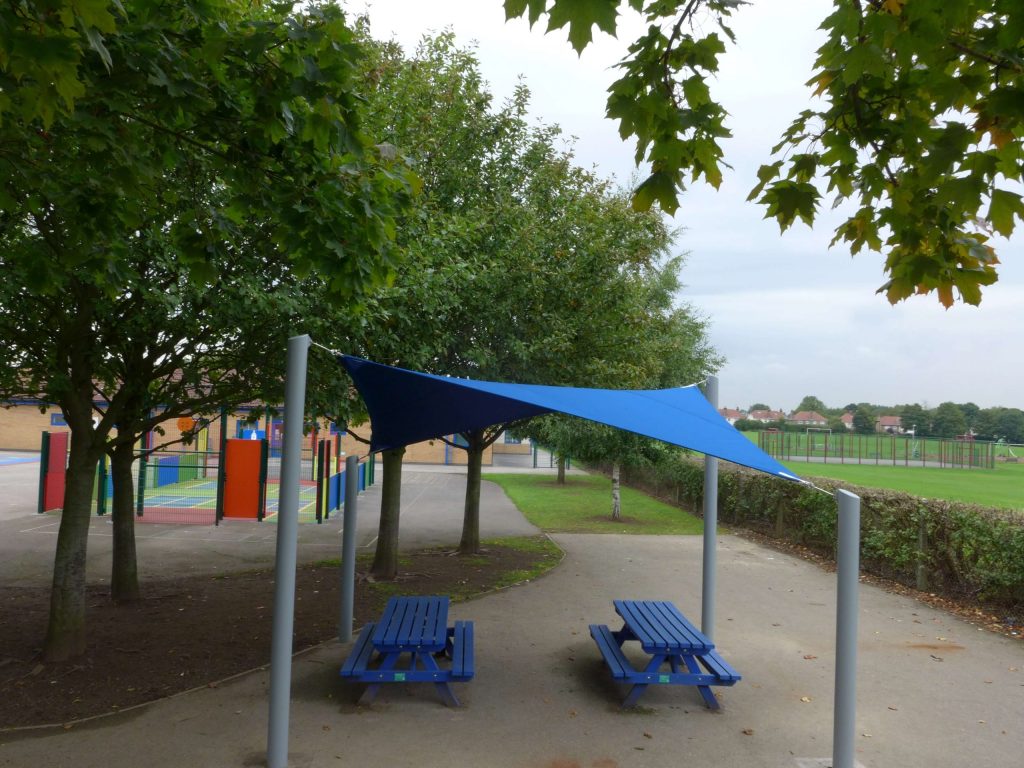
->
[82,25,113,72]
[988,189,1024,238]
[504,0,549,27]
[761,181,819,232]
[632,170,679,214]
[546,0,619,54]
[747,161,782,202]
[74,0,120,33]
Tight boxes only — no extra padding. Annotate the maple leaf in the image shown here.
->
[546,0,619,54]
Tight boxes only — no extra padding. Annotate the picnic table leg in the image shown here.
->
[622,682,649,708]
[622,653,668,708]
[683,654,720,710]
[358,652,400,706]
[414,650,462,708]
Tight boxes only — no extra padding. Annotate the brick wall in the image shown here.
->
[2,402,494,465]
[0,403,65,450]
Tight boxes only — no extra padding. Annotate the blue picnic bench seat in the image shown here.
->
[339,596,474,707]
[340,622,378,677]
[589,599,740,709]
[448,620,475,681]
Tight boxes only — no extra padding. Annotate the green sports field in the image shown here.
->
[786,459,1024,511]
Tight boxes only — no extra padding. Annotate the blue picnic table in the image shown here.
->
[589,599,740,709]
[339,595,474,707]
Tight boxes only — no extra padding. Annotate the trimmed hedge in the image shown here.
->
[601,458,1024,613]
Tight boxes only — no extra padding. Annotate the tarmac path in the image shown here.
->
[0,458,1021,767]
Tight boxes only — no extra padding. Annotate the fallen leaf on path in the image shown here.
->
[741,728,754,736]
[800,696,812,703]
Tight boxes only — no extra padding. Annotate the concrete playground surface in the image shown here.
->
[0,459,1021,767]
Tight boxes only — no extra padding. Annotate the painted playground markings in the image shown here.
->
[0,454,39,466]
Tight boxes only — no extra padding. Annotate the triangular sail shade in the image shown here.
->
[339,355,802,483]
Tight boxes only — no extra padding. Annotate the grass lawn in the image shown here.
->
[485,473,704,534]
[789,460,1024,511]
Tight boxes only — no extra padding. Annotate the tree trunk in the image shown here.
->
[556,454,566,485]
[611,461,621,521]
[371,447,405,580]
[109,441,140,603]
[43,432,101,661]
[458,432,484,555]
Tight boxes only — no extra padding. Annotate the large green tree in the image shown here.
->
[339,31,526,577]
[795,395,829,415]
[932,401,969,437]
[897,403,931,434]
[852,405,876,434]
[0,0,410,660]
[434,140,718,544]
[506,0,1024,306]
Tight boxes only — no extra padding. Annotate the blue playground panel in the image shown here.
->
[325,463,368,510]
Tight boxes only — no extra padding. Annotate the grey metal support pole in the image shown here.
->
[833,489,861,768]
[701,374,719,641]
[339,454,360,642]
[267,334,310,768]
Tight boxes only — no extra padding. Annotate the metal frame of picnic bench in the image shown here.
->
[339,595,474,707]
[589,599,740,708]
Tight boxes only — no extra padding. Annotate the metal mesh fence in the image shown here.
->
[757,431,996,469]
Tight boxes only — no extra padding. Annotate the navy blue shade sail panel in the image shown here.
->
[339,355,801,483]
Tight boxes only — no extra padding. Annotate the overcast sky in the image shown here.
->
[354,0,1023,412]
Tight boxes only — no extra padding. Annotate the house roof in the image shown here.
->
[877,415,902,426]
[789,411,827,422]
[840,412,854,423]
[748,409,785,421]
[718,408,746,419]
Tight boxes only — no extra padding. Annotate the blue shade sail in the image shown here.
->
[339,355,802,483]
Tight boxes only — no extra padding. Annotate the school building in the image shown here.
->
[0,399,529,465]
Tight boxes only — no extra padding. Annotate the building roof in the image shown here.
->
[877,415,902,426]
[789,411,828,423]
[719,408,746,420]
[748,409,785,421]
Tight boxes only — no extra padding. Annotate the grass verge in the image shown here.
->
[485,473,703,534]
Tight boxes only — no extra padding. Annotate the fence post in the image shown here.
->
[37,431,50,514]
[136,449,148,517]
[96,456,108,516]
[258,439,269,522]
[315,439,325,524]
[215,406,228,525]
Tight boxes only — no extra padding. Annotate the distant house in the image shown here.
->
[748,409,786,423]
[788,411,828,427]
[840,412,854,430]
[876,415,903,434]
[718,408,746,425]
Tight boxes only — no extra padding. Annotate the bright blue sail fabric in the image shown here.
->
[339,355,801,482]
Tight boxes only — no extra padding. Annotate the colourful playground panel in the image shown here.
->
[223,439,265,519]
